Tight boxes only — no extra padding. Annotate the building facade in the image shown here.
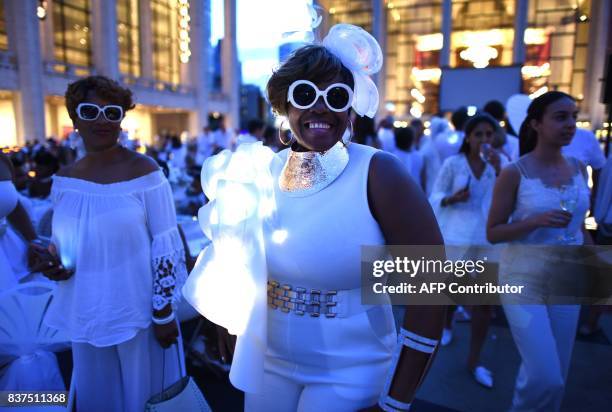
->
[0,0,240,147]
[319,0,610,130]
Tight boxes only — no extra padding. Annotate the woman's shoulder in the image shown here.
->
[125,151,160,178]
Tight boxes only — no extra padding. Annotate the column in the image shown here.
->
[91,0,120,80]
[40,0,56,63]
[583,0,610,128]
[222,0,240,131]
[512,0,528,65]
[188,0,211,136]
[372,0,387,118]
[439,0,452,68]
[139,0,154,81]
[5,0,46,144]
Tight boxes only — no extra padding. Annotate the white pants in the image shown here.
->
[503,304,579,412]
[71,326,182,412]
[245,306,395,412]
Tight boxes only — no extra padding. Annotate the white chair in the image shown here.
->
[0,282,74,411]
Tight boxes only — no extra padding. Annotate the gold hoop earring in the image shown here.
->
[342,120,353,147]
[278,121,295,146]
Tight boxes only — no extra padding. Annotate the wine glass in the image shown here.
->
[559,184,579,243]
[479,143,491,163]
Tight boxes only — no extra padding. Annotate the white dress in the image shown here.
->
[429,154,496,246]
[46,170,188,346]
[0,180,20,291]
[394,148,423,185]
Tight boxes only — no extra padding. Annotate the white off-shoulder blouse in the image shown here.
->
[46,170,187,347]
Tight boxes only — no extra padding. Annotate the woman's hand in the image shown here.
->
[527,210,572,229]
[153,320,179,348]
[486,149,502,175]
[216,324,236,364]
[28,243,74,281]
[444,188,470,206]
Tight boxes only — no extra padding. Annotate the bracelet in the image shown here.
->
[378,328,439,412]
[152,311,176,325]
[378,396,411,411]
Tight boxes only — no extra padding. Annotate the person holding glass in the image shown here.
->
[487,91,591,411]
[31,76,187,412]
[429,113,501,388]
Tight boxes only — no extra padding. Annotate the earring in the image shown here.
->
[278,121,296,146]
[342,120,353,147]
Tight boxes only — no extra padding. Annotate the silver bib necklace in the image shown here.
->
[279,141,349,196]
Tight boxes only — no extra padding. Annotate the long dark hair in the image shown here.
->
[459,113,499,154]
[518,91,574,156]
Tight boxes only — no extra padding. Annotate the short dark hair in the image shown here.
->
[483,100,506,121]
[266,45,354,117]
[451,107,470,131]
[247,119,264,134]
[394,126,415,152]
[459,113,500,154]
[65,75,135,120]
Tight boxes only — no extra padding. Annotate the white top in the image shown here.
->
[417,136,442,197]
[46,170,187,347]
[394,149,423,185]
[0,180,20,291]
[502,134,519,162]
[562,128,606,170]
[434,130,464,163]
[429,154,496,246]
[512,157,590,245]
[593,157,612,236]
[265,143,385,291]
[377,128,396,152]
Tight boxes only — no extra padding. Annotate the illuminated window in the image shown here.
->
[327,0,373,33]
[52,0,92,68]
[117,0,140,77]
[386,0,443,116]
[450,0,515,69]
[152,0,180,85]
[0,0,7,50]
[524,0,591,100]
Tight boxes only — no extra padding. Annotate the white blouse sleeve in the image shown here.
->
[143,178,188,311]
[429,157,454,212]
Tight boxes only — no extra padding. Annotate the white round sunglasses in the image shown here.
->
[76,103,125,123]
[287,79,353,112]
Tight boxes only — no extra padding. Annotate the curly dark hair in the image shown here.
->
[65,75,135,120]
[266,45,354,117]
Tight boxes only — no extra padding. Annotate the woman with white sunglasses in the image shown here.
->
[201,25,446,411]
[34,76,187,411]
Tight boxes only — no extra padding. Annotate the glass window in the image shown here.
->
[328,0,373,33]
[117,0,141,77]
[152,0,180,85]
[386,0,443,116]
[450,0,515,69]
[524,0,591,100]
[0,0,8,50]
[52,0,92,67]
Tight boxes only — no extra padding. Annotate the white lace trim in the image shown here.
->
[152,248,188,311]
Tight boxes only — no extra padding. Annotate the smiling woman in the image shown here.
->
[37,76,189,411]
[201,23,447,412]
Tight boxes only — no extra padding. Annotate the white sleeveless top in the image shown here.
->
[264,143,385,290]
[0,180,18,222]
[511,157,590,245]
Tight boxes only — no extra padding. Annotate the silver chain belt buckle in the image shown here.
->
[267,280,338,318]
